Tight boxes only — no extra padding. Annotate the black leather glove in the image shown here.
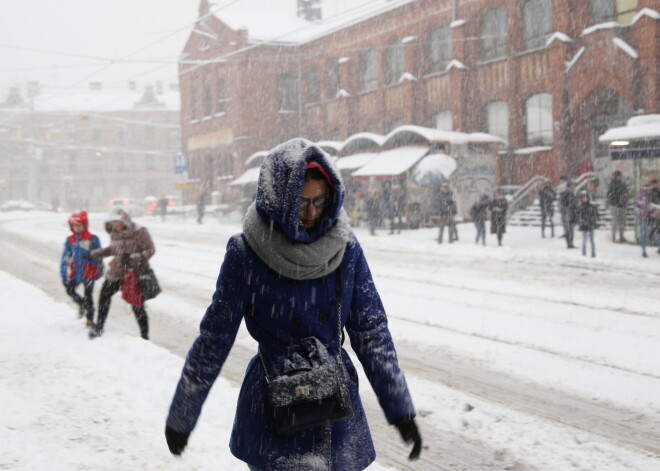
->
[393,417,422,461]
[165,426,189,455]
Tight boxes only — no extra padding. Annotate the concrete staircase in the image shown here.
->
[507,199,635,229]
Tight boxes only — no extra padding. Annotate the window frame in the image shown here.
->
[525,93,553,146]
[278,74,295,112]
[429,25,452,73]
[522,0,553,51]
[385,40,405,86]
[360,48,379,93]
[481,6,508,62]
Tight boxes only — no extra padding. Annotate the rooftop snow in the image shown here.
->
[546,32,573,47]
[21,89,180,113]
[214,0,418,45]
[581,21,619,36]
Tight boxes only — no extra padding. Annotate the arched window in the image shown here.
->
[486,101,509,144]
[432,110,453,131]
[526,93,553,146]
[481,7,507,61]
[523,0,553,51]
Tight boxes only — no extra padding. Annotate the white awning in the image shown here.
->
[351,146,429,180]
[335,152,378,171]
[229,167,260,186]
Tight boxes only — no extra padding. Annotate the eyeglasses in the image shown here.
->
[298,192,330,212]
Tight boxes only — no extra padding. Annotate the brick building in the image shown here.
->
[0,82,181,211]
[179,0,659,205]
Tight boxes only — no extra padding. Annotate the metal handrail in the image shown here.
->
[506,175,547,218]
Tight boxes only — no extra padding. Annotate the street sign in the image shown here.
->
[610,139,660,160]
[173,153,188,174]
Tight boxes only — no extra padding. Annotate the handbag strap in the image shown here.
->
[258,268,344,384]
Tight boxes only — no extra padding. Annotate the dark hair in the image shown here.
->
[613,170,622,177]
[304,167,327,183]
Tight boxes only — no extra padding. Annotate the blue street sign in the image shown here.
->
[173,153,187,174]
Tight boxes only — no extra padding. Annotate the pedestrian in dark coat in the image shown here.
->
[576,191,599,257]
[635,179,655,257]
[470,195,490,245]
[60,210,103,325]
[365,191,381,236]
[85,207,155,339]
[157,194,169,221]
[196,191,207,224]
[538,179,556,238]
[560,181,578,248]
[165,138,421,471]
[432,182,457,243]
[489,189,508,246]
[606,170,630,242]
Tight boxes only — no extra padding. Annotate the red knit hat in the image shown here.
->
[68,210,88,226]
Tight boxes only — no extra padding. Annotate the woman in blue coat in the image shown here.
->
[165,138,421,470]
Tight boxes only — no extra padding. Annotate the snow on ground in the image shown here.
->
[1,210,659,470]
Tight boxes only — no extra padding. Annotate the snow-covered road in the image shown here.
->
[1,211,659,471]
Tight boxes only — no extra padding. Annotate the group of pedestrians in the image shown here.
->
[467,189,509,246]
[60,207,156,340]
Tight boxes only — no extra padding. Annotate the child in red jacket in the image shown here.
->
[60,211,104,326]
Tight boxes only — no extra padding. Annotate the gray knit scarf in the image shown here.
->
[242,202,350,280]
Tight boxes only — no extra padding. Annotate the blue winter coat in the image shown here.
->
[167,138,416,471]
[60,232,103,283]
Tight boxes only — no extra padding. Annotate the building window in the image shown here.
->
[92,125,102,143]
[145,125,155,143]
[278,74,295,111]
[429,25,452,73]
[117,125,128,143]
[204,79,213,117]
[360,48,378,92]
[386,40,404,86]
[306,66,320,104]
[486,101,509,144]
[145,155,156,170]
[591,0,615,21]
[523,0,553,51]
[432,110,453,131]
[67,154,77,173]
[190,80,198,120]
[216,77,229,114]
[327,59,340,99]
[481,7,507,61]
[526,93,553,146]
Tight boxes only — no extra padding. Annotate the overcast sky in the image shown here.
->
[0,0,375,99]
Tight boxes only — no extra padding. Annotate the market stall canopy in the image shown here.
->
[339,133,386,157]
[382,125,505,150]
[598,114,660,160]
[335,152,379,171]
[316,140,343,155]
[411,153,457,188]
[351,146,429,181]
[229,167,260,186]
[245,151,268,167]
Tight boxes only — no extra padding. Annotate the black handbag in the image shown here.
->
[259,271,353,437]
[138,268,162,300]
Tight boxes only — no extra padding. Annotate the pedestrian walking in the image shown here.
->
[389,184,406,234]
[635,178,656,258]
[470,195,490,246]
[196,191,207,224]
[606,170,630,243]
[576,190,599,257]
[165,138,422,471]
[489,189,508,246]
[60,211,104,326]
[432,182,457,243]
[560,181,578,248]
[365,191,381,236]
[84,207,155,340]
[648,178,660,255]
[157,194,169,221]
[538,179,556,238]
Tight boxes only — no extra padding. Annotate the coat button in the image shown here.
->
[318,312,329,323]
[292,317,303,327]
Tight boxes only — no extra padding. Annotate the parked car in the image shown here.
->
[1,200,35,211]
[145,195,182,215]
[107,197,143,218]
